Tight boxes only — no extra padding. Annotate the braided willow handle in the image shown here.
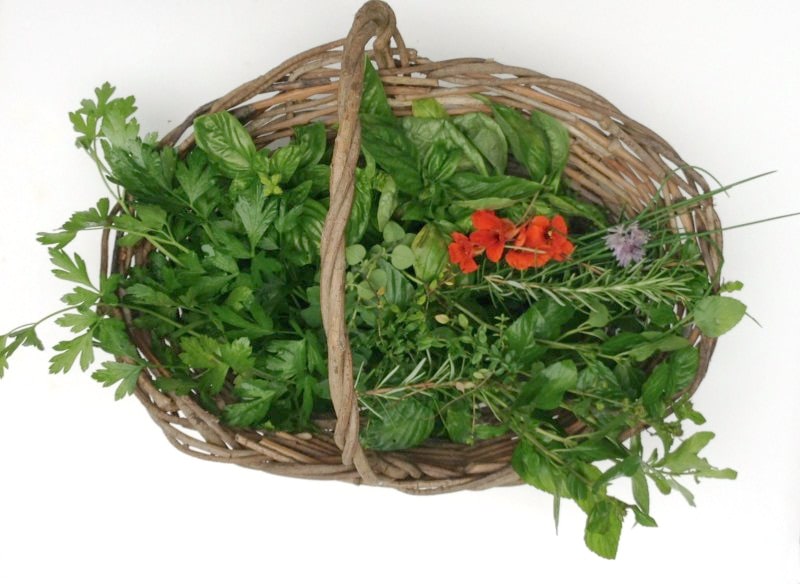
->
[320,1,408,483]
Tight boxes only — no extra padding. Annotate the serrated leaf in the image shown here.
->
[221,380,278,427]
[505,299,574,364]
[583,499,625,560]
[49,248,94,288]
[55,310,99,333]
[511,439,566,495]
[49,331,95,374]
[125,283,177,308]
[92,361,144,400]
[443,401,475,444]
[361,399,435,451]
[235,193,277,252]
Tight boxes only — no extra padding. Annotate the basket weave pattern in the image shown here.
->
[107,1,721,494]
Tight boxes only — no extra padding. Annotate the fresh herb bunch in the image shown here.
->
[0,59,750,559]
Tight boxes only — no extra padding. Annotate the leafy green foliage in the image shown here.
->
[193,111,258,177]
[693,296,747,337]
[361,398,435,450]
[3,72,751,561]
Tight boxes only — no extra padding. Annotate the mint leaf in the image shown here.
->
[361,398,435,451]
[583,499,625,560]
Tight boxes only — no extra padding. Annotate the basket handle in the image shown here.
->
[320,1,408,482]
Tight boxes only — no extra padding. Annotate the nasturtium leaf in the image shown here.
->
[693,296,747,337]
[361,399,435,451]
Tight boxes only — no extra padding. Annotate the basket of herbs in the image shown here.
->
[0,0,759,558]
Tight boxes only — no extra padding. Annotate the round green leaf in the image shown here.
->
[345,244,367,266]
[382,221,405,243]
[391,245,414,270]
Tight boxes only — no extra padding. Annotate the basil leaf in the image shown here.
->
[360,114,422,193]
[193,111,258,177]
[446,172,543,200]
[452,112,508,175]
[293,122,327,170]
[531,110,570,178]
[411,97,448,119]
[411,223,448,282]
[491,102,550,181]
[346,165,375,245]
[360,57,393,119]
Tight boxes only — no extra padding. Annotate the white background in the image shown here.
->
[1,0,798,581]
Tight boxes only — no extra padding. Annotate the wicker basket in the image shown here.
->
[108,0,721,494]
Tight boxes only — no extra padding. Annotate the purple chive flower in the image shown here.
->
[604,222,650,267]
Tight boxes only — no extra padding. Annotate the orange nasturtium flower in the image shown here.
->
[506,215,574,269]
[448,232,480,274]
[468,210,518,262]
[448,211,575,274]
